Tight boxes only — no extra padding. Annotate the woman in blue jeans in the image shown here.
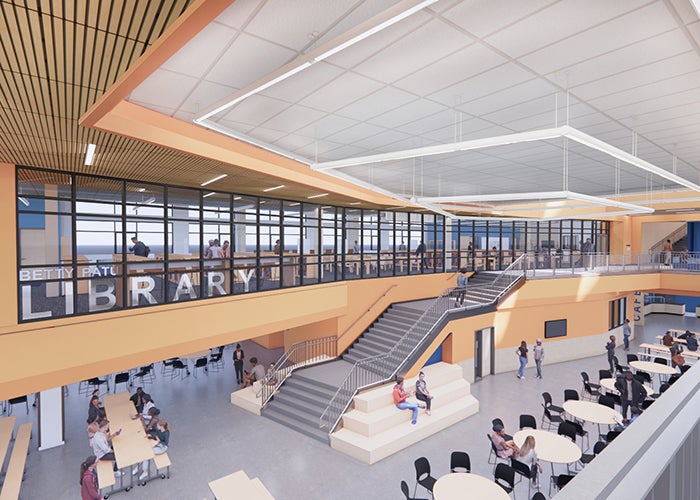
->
[516,340,528,379]
[392,376,424,425]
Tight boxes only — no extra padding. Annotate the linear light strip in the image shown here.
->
[84,143,97,166]
[201,174,227,186]
[312,127,565,171]
[194,0,437,122]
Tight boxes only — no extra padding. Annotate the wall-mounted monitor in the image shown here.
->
[544,319,567,339]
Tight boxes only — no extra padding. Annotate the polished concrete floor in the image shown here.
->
[8,314,699,499]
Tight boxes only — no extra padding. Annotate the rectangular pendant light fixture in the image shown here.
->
[201,174,227,186]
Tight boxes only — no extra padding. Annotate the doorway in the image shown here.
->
[474,327,495,380]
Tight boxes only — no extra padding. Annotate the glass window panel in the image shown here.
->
[168,186,200,211]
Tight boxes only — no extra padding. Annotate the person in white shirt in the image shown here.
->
[140,394,155,424]
[92,420,122,476]
[533,339,545,379]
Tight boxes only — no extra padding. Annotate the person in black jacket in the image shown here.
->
[615,371,646,419]
[129,236,148,257]
[233,343,245,384]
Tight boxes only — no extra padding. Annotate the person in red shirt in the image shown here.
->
[393,376,424,425]
[80,455,102,500]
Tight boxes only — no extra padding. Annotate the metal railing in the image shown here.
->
[524,251,700,278]
[319,258,526,435]
[649,224,687,255]
[260,335,337,406]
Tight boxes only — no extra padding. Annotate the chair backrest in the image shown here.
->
[627,353,639,363]
[654,357,668,365]
[557,474,575,489]
[195,357,208,368]
[173,360,186,369]
[598,395,615,409]
[414,456,431,481]
[606,430,621,442]
[494,463,515,487]
[668,374,681,385]
[519,414,536,430]
[542,392,553,407]
[598,369,612,380]
[566,419,585,436]
[115,372,129,383]
[487,433,498,453]
[558,422,577,442]
[564,389,579,401]
[450,451,470,473]
[532,492,547,500]
[680,364,692,374]
[659,383,670,394]
[593,441,608,455]
[581,371,590,383]
[635,371,651,384]
[400,480,410,500]
[509,458,531,479]
[9,396,27,404]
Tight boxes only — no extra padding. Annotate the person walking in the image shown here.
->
[622,318,632,351]
[516,340,528,379]
[415,240,427,271]
[456,268,468,306]
[233,343,245,384]
[606,335,616,374]
[533,339,544,379]
[663,239,672,266]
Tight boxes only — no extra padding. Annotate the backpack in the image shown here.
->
[144,245,151,255]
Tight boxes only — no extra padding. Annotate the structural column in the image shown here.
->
[38,386,65,450]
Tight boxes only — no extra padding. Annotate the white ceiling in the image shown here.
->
[128,0,700,213]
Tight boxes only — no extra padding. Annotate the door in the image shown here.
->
[474,327,495,380]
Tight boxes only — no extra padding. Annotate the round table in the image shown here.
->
[513,429,581,465]
[629,360,676,376]
[563,400,621,425]
[600,378,653,397]
[433,473,510,500]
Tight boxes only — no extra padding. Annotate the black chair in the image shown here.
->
[542,392,564,413]
[582,381,601,401]
[598,395,615,409]
[161,358,177,376]
[87,377,109,393]
[134,365,155,386]
[581,371,600,390]
[8,396,28,415]
[654,357,668,365]
[565,419,589,450]
[627,353,638,363]
[598,369,612,381]
[550,474,575,496]
[519,414,537,430]
[651,383,670,398]
[413,457,437,497]
[113,372,130,393]
[400,480,429,500]
[208,352,224,372]
[668,373,681,385]
[558,422,577,443]
[532,492,547,500]
[605,430,621,443]
[192,357,208,378]
[450,451,471,473]
[635,371,652,387]
[511,457,537,497]
[541,404,563,431]
[487,434,510,471]
[580,441,607,465]
[494,463,515,495]
[613,356,629,373]
[170,359,189,379]
[564,389,579,402]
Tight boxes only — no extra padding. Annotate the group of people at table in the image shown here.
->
[80,387,170,500]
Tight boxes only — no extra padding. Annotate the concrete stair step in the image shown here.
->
[263,407,329,444]
[359,336,395,352]
[368,324,405,338]
[274,386,330,411]
[331,395,479,464]
[342,379,471,437]
[385,307,423,320]
[348,343,385,358]
[381,317,418,330]
[263,398,325,425]
[283,377,337,400]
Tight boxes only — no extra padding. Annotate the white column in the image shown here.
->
[38,387,64,450]
[171,209,190,254]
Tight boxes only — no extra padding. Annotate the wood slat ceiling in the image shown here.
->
[0,0,375,207]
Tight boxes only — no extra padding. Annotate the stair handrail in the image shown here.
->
[649,224,687,255]
[337,284,398,343]
[490,254,527,297]
[319,270,525,435]
[260,335,337,407]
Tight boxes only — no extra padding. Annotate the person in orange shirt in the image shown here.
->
[393,376,424,425]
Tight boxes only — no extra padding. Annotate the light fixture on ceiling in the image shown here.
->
[194,0,437,123]
[203,192,216,198]
[263,185,285,192]
[143,197,156,205]
[233,196,242,200]
[307,193,329,199]
[201,174,227,186]
[137,188,146,192]
[349,201,362,205]
[17,196,30,207]
[84,143,97,166]
[289,202,301,206]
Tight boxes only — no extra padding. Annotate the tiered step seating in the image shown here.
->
[208,469,274,500]
[330,362,479,464]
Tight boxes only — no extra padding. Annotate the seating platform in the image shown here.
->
[330,362,479,464]
[208,469,275,500]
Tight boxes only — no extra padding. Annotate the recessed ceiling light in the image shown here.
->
[263,185,285,192]
[201,174,227,186]
[203,192,216,198]
[138,188,146,192]
[17,196,30,207]
[84,144,97,166]
[307,193,329,199]
[260,200,267,204]
[289,202,300,206]
[349,202,361,205]
[233,196,242,200]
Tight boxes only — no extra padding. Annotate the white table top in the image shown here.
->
[600,378,653,396]
[433,473,510,500]
[630,360,677,375]
[563,400,622,425]
[513,429,581,464]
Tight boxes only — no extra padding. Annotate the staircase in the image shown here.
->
[262,258,527,444]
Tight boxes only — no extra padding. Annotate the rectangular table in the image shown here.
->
[0,416,17,473]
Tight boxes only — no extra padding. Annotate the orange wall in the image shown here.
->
[0,164,17,328]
